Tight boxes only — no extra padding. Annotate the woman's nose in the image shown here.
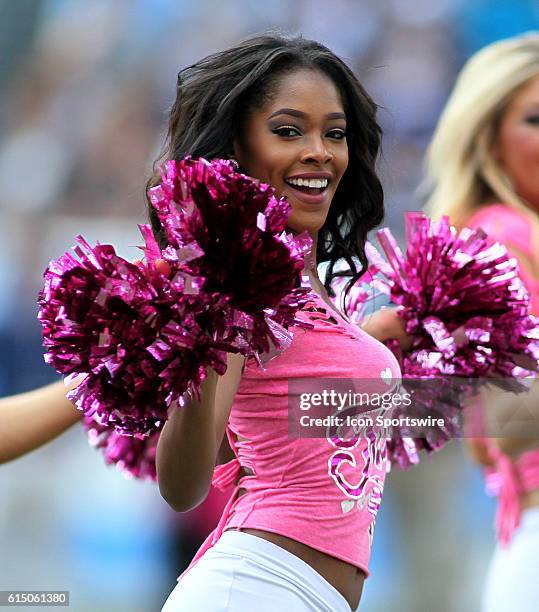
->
[300,137,333,164]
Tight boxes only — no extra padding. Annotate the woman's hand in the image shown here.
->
[361,307,413,352]
[134,258,171,276]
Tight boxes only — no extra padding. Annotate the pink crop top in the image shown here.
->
[179,291,401,580]
[466,204,539,545]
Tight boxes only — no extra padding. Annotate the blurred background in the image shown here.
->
[1,0,538,610]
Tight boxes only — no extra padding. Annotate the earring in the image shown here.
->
[229,157,240,171]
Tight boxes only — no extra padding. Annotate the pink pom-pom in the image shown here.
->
[38,157,312,435]
[369,212,539,379]
[330,275,374,325]
[148,157,309,315]
[83,415,159,480]
[38,236,217,434]
[146,158,313,359]
[363,212,539,468]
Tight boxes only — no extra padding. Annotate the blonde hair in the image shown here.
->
[422,32,539,228]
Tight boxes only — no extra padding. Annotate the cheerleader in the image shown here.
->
[2,33,407,610]
[423,32,539,612]
[153,34,408,611]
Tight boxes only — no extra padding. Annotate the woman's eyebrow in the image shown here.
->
[268,108,346,121]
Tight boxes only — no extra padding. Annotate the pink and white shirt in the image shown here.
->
[179,291,401,579]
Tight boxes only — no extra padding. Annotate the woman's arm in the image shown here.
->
[464,436,537,466]
[0,379,82,464]
[156,352,245,512]
[479,379,539,459]
[494,437,539,457]
[462,379,539,465]
[463,438,495,467]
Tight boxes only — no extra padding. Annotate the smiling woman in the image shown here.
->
[233,69,349,236]
[0,31,407,612]
[147,34,384,308]
[151,34,404,612]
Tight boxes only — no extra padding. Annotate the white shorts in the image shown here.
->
[161,530,354,611]
[482,507,539,612]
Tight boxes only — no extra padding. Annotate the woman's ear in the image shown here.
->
[230,138,246,172]
[231,138,242,162]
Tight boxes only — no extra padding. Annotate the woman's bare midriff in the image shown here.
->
[234,468,365,610]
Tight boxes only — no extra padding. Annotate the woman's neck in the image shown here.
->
[302,232,323,287]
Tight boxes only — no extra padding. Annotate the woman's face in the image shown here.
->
[496,73,539,212]
[233,68,349,235]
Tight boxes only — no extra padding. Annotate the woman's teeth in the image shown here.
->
[286,177,328,189]
[285,177,329,196]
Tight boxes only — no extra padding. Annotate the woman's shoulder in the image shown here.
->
[465,203,539,313]
[464,203,533,252]
[465,202,529,227]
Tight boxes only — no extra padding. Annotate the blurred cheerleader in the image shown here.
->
[423,32,539,612]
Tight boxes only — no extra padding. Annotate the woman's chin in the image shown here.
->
[286,213,328,236]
